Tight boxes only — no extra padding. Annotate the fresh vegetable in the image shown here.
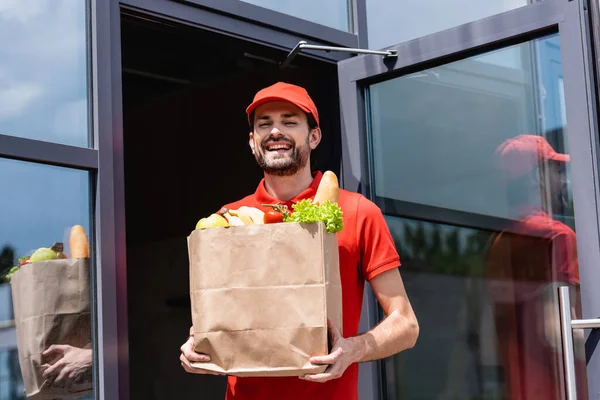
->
[264,209,284,224]
[3,227,89,282]
[262,204,288,224]
[5,265,19,281]
[313,170,339,205]
[284,199,344,234]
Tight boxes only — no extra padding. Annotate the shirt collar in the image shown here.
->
[254,171,323,207]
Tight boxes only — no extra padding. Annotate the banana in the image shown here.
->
[229,209,254,225]
[238,206,265,224]
[227,206,265,225]
[223,213,246,226]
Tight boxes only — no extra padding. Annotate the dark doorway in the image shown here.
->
[120,12,341,400]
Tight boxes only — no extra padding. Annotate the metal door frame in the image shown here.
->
[91,0,360,398]
[337,0,600,398]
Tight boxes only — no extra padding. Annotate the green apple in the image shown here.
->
[29,247,59,262]
[196,214,229,229]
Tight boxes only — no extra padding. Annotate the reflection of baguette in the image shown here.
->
[313,171,339,204]
[70,225,90,259]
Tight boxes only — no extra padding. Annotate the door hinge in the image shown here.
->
[280,41,397,69]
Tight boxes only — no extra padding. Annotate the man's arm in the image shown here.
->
[301,268,418,382]
[349,268,419,362]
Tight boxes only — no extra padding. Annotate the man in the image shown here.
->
[180,82,419,400]
[486,134,587,400]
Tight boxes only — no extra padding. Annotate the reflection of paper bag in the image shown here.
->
[10,258,93,399]
[187,222,342,377]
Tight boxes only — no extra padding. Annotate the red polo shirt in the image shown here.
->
[486,209,585,400]
[220,171,401,400]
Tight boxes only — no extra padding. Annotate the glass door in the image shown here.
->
[339,0,600,399]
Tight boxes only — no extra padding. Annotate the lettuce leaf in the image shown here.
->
[284,199,344,234]
[4,265,19,281]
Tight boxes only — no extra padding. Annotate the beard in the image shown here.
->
[254,135,310,176]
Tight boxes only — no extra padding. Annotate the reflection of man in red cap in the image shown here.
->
[179,82,419,400]
[486,134,587,400]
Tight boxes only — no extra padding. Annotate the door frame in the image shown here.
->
[337,0,600,398]
[92,1,357,399]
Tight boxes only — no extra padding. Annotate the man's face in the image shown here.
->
[249,101,321,176]
[547,160,570,211]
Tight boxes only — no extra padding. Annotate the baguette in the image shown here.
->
[313,170,339,204]
[69,225,90,259]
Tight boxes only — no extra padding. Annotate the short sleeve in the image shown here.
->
[552,230,580,285]
[357,196,401,281]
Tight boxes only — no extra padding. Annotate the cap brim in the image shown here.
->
[550,153,571,163]
[246,96,312,122]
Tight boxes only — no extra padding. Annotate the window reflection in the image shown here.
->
[0,158,94,399]
[368,35,572,224]
[0,0,89,147]
[366,0,535,50]
[369,34,588,399]
[239,0,350,32]
[0,349,23,400]
[383,217,503,399]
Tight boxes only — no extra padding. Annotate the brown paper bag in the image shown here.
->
[10,258,93,399]
[187,221,343,377]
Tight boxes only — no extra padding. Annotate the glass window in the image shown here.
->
[240,0,350,32]
[368,35,572,224]
[368,35,588,399]
[0,350,23,400]
[367,0,536,50]
[0,158,94,399]
[0,1,89,147]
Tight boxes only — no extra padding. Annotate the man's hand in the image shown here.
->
[180,330,224,376]
[41,345,92,388]
[300,319,361,383]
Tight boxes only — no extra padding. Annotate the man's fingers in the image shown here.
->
[65,371,77,388]
[180,359,223,376]
[310,347,342,365]
[54,367,70,385]
[181,361,193,374]
[42,345,68,356]
[300,372,333,383]
[42,361,63,379]
[180,338,210,362]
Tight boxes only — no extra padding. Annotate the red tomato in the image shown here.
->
[264,210,284,224]
[19,257,30,266]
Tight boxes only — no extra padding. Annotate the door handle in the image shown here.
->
[558,286,600,400]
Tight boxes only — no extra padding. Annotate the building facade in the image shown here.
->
[1,0,600,399]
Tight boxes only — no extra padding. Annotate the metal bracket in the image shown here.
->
[280,40,398,69]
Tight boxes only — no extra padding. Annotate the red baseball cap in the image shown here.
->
[496,134,570,178]
[246,82,320,127]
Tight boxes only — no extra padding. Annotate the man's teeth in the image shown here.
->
[268,145,291,150]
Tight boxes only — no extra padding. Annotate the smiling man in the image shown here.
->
[180,82,419,400]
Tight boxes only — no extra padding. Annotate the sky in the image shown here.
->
[0,159,90,265]
[0,0,92,264]
[240,0,350,31]
[366,0,530,50]
[0,0,89,147]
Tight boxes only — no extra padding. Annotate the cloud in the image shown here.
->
[0,0,87,144]
[0,82,43,120]
[0,0,49,23]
